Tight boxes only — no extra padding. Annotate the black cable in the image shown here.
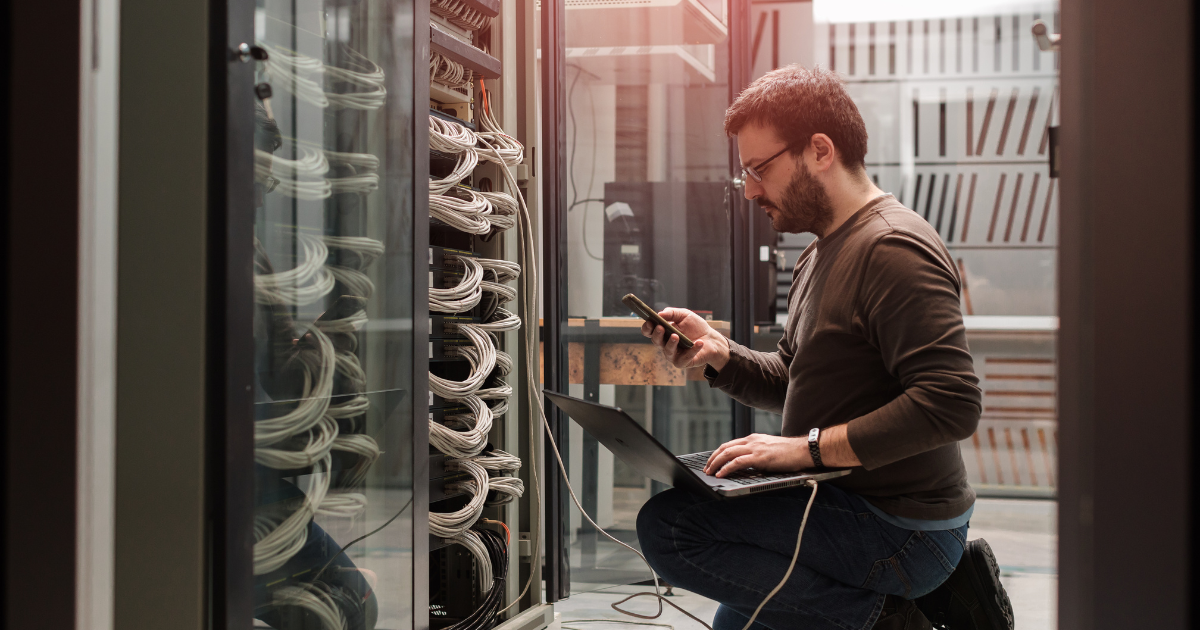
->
[572,199,606,261]
[567,66,584,209]
[314,495,414,581]
[444,528,510,630]
[568,198,605,211]
[565,64,604,261]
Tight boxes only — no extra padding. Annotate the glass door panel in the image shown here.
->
[558,0,735,594]
[249,0,414,627]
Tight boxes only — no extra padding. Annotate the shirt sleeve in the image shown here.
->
[845,233,982,470]
[704,336,794,416]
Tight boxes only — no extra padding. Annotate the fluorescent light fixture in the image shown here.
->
[813,0,1056,24]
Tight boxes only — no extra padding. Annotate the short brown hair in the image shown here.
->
[725,65,868,171]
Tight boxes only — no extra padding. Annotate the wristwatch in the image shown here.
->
[807,428,823,468]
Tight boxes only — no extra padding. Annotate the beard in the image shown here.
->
[757,163,835,236]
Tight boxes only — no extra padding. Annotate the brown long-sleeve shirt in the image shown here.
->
[708,194,981,520]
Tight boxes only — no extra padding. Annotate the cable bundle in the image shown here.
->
[255,233,337,306]
[256,148,334,200]
[429,324,497,398]
[255,326,337,446]
[431,254,484,313]
[426,78,526,626]
[432,50,474,89]
[429,458,489,537]
[325,48,388,110]
[449,529,495,594]
[469,449,524,508]
[254,456,331,575]
[430,395,493,458]
[443,528,509,630]
[259,42,387,111]
[480,191,518,232]
[332,433,382,486]
[430,187,494,234]
[317,491,369,519]
[431,0,490,31]
[271,581,350,630]
[255,415,339,469]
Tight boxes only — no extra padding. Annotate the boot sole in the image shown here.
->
[963,540,1014,630]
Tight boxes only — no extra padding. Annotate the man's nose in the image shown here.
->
[743,177,762,201]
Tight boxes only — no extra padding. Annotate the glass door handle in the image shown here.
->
[1032,21,1060,52]
[234,43,269,63]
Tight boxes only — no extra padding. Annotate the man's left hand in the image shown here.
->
[704,433,813,478]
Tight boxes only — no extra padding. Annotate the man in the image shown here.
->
[635,66,1014,630]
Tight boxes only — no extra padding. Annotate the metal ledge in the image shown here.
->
[431,24,502,78]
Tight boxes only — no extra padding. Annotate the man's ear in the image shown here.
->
[809,133,836,171]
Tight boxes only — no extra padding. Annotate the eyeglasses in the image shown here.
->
[741,146,791,183]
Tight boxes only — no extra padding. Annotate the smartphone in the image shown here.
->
[622,293,694,350]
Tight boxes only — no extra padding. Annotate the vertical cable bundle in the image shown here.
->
[428,69,524,629]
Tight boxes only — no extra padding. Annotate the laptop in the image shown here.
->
[543,390,850,498]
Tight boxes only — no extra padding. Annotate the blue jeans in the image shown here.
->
[636,484,968,630]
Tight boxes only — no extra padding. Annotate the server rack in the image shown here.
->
[216,1,550,629]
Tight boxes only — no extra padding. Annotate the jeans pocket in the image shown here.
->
[860,533,919,599]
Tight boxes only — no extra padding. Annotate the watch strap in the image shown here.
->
[808,427,823,468]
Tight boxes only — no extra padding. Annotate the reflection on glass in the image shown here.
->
[250,1,413,628]
[561,0,734,593]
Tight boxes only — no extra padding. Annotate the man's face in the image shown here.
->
[736,123,834,235]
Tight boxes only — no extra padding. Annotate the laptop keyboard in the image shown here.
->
[678,451,801,486]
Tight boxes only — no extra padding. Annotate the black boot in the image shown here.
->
[915,539,1014,630]
[873,595,932,630]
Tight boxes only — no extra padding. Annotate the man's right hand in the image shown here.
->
[641,307,731,372]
